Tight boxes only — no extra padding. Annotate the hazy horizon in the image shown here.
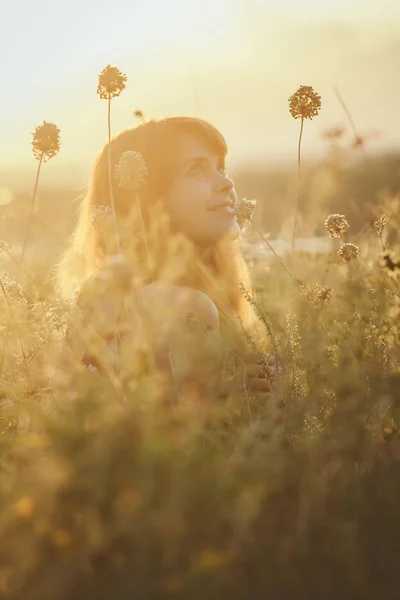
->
[2,0,400,175]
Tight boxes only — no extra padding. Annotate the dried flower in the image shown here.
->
[313,284,333,307]
[374,214,389,236]
[0,241,10,254]
[91,205,112,229]
[32,121,61,162]
[97,65,127,99]
[324,214,350,239]
[338,242,359,263]
[326,344,340,366]
[234,197,257,228]
[115,151,148,190]
[133,109,144,121]
[1,272,26,303]
[299,281,333,308]
[289,85,321,120]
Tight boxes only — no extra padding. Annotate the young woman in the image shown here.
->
[56,117,281,395]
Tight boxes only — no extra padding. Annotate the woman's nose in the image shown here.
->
[217,173,234,194]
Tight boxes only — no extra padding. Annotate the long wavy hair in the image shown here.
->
[55,117,265,348]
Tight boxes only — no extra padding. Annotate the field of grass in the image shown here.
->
[0,77,400,599]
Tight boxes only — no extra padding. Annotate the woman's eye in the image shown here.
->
[188,163,204,175]
[187,163,227,176]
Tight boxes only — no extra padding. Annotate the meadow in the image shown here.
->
[0,72,399,599]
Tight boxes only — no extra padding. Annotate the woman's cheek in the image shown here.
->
[185,179,212,207]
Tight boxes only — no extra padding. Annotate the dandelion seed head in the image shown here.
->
[97,65,127,99]
[234,197,257,228]
[31,121,61,162]
[289,85,321,120]
[115,151,148,191]
[338,242,359,263]
[324,214,350,239]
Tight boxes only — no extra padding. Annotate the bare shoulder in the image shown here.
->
[135,282,220,333]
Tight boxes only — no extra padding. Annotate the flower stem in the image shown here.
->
[253,225,292,279]
[135,192,151,277]
[20,153,43,265]
[291,117,304,280]
[254,224,334,346]
[107,95,120,255]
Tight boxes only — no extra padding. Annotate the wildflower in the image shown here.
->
[334,319,351,337]
[1,272,26,302]
[115,150,148,190]
[312,284,333,307]
[374,214,389,236]
[133,109,144,121]
[324,214,350,239]
[338,242,359,263]
[289,85,321,120]
[0,241,10,254]
[287,312,302,361]
[97,64,127,99]
[299,281,333,308]
[326,344,340,366]
[234,197,257,228]
[32,121,61,162]
[91,205,112,229]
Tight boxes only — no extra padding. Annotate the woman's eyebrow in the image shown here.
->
[185,156,209,166]
[184,155,225,167]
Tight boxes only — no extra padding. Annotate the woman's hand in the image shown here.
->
[234,351,283,393]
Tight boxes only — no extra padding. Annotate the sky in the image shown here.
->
[1,0,400,182]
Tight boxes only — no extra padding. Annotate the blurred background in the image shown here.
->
[1,0,399,259]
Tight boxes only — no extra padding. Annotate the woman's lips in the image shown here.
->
[214,205,235,215]
[208,205,235,215]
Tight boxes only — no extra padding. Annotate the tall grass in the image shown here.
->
[0,71,399,600]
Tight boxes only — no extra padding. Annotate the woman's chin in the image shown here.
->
[222,220,240,242]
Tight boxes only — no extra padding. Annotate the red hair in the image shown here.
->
[55,117,265,348]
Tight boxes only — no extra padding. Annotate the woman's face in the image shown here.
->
[163,133,240,244]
